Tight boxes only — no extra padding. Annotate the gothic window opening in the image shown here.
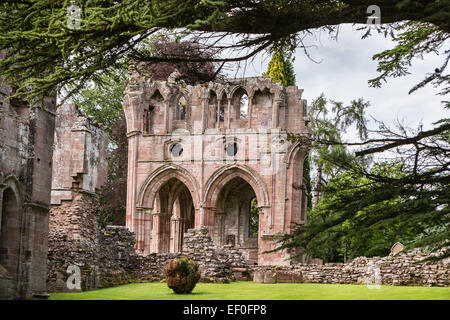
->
[219,92,227,122]
[153,178,195,253]
[240,94,249,119]
[232,88,249,120]
[219,106,225,122]
[175,96,187,120]
[143,105,154,133]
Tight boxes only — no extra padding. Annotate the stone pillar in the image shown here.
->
[135,207,144,253]
[272,99,281,128]
[144,209,152,254]
[126,132,139,232]
[201,95,208,133]
[227,98,232,129]
[163,98,169,133]
[170,216,183,253]
[201,206,215,237]
[216,100,221,129]
[248,94,253,128]
[152,212,161,253]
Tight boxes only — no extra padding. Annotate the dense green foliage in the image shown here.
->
[263,51,296,87]
[281,126,450,261]
[304,164,435,262]
[49,282,450,300]
[302,93,370,207]
[70,70,126,131]
[249,197,259,237]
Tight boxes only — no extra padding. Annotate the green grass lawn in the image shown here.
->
[49,282,450,300]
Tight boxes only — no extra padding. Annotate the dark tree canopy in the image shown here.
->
[0,1,448,101]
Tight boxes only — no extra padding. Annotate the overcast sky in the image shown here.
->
[227,24,448,139]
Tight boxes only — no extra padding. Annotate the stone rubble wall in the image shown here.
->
[47,226,248,292]
[251,248,449,287]
[48,222,449,292]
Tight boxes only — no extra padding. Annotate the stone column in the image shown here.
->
[163,98,169,133]
[135,207,144,253]
[227,98,232,129]
[248,94,253,128]
[126,131,139,233]
[272,99,282,128]
[144,208,152,254]
[201,95,208,133]
[170,216,183,252]
[151,212,161,253]
[216,100,221,129]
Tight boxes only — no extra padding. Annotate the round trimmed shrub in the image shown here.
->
[165,257,201,294]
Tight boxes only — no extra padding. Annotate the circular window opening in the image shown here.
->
[225,142,238,157]
[170,143,183,157]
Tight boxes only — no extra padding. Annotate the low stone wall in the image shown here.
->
[48,224,449,292]
[47,226,247,292]
[131,227,247,283]
[251,248,450,287]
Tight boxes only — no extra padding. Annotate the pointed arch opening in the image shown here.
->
[208,90,218,129]
[232,87,249,120]
[214,177,258,264]
[152,178,195,253]
[0,188,21,280]
[175,96,187,121]
[144,89,164,134]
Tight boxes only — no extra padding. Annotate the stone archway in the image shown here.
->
[0,187,21,281]
[151,178,195,253]
[203,165,270,263]
[213,177,259,263]
[134,165,200,254]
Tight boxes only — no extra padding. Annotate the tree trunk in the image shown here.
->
[313,164,322,208]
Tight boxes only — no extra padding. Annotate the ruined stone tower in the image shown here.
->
[0,50,56,298]
[123,66,310,265]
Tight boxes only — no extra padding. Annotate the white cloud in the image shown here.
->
[227,24,448,132]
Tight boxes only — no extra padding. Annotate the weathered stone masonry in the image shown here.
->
[123,66,311,265]
[0,51,56,299]
[48,225,248,291]
[252,248,449,287]
[49,103,109,242]
[47,103,110,291]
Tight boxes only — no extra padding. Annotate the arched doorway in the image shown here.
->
[152,178,195,253]
[213,177,259,263]
[0,188,21,280]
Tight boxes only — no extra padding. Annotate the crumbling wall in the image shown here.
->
[47,103,110,292]
[251,248,450,287]
[47,226,248,292]
[0,64,56,299]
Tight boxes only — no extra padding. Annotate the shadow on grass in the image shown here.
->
[170,291,207,296]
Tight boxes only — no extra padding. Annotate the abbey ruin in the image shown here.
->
[123,67,310,265]
[1,64,448,299]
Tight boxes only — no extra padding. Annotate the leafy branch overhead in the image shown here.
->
[0,1,449,101]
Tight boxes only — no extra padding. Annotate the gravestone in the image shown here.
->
[390,242,405,255]
[253,271,264,283]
